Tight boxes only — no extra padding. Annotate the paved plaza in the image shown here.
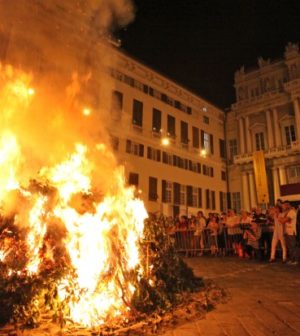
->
[163,257,300,336]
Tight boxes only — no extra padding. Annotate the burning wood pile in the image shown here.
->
[0,65,217,335]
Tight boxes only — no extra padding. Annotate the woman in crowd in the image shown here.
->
[243,219,262,259]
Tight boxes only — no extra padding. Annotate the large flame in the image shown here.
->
[0,65,148,327]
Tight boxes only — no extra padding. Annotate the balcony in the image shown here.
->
[233,140,300,164]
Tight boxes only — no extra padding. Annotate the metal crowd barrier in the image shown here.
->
[171,225,275,257]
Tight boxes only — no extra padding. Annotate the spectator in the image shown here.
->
[281,201,298,265]
[269,206,286,263]
[226,209,241,255]
[194,211,206,256]
[243,220,262,259]
[218,213,227,256]
[207,215,218,256]
[253,207,270,260]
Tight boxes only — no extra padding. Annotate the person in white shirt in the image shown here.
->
[269,206,286,263]
[281,201,297,265]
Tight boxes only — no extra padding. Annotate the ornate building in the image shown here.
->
[227,43,300,211]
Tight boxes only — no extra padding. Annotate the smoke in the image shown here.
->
[0,0,136,203]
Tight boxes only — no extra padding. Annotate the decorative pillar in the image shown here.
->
[245,116,252,153]
[266,110,274,149]
[239,118,245,154]
[242,173,250,211]
[248,171,257,208]
[272,167,280,202]
[272,108,281,147]
[293,98,300,140]
[279,166,287,186]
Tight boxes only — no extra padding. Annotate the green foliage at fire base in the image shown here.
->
[132,214,203,313]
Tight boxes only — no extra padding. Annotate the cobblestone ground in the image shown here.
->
[162,257,300,336]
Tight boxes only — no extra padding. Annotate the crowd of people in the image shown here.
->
[169,199,300,265]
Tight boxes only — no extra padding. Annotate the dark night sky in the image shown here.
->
[118,0,300,109]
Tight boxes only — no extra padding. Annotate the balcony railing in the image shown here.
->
[233,140,300,164]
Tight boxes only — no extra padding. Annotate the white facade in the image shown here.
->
[227,43,300,211]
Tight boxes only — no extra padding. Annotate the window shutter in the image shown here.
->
[210,134,214,154]
[173,182,180,205]
[162,180,167,203]
[198,188,202,208]
[139,144,144,157]
[126,140,131,153]
[200,130,205,148]
[187,185,193,206]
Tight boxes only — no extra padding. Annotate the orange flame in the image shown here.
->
[0,65,148,327]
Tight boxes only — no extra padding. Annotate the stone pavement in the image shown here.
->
[162,257,300,336]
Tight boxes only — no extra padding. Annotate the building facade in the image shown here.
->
[227,43,300,211]
[107,47,227,216]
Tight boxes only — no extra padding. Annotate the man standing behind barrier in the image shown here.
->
[195,211,206,255]
[281,201,298,265]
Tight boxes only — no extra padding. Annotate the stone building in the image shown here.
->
[227,43,300,211]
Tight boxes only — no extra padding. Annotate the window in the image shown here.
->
[110,136,119,151]
[162,152,172,165]
[219,139,226,159]
[232,192,241,213]
[180,121,188,144]
[201,130,212,153]
[255,132,265,150]
[147,147,161,162]
[192,127,200,148]
[203,116,209,124]
[211,191,216,210]
[173,182,181,205]
[167,114,176,137]
[221,170,227,181]
[129,173,139,186]
[180,185,186,205]
[132,99,143,127]
[111,90,123,121]
[206,189,210,209]
[162,180,172,203]
[288,165,300,183]
[149,177,158,201]
[126,140,144,157]
[285,125,296,145]
[192,187,198,207]
[229,139,238,160]
[186,186,198,207]
[152,108,161,133]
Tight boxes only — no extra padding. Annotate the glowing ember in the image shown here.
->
[0,65,148,327]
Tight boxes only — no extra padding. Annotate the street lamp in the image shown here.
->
[161,137,170,146]
[200,149,207,157]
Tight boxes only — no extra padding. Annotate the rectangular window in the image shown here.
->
[149,177,158,201]
[186,185,193,207]
[110,136,119,151]
[132,99,143,127]
[167,114,176,137]
[203,115,209,124]
[180,121,188,144]
[255,132,265,151]
[206,189,210,209]
[173,182,181,205]
[129,172,139,186]
[192,126,199,148]
[147,146,161,162]
[152,108,162,133]
[111,90,123,121]
[210,134,214,154]
[285,125,296,145]
[162,180,173,203]
[219,191,227,212]
[229,139,238,160]
[232,192,241,213]
[162,152,172,165]
[201,131,211,153]
[221,170,227,181]
[219,139,226,159]
[126,139,144,157]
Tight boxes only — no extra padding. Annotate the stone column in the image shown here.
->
[248,171,257,208]
[279,166,287,186]
[245,116,252,153]
[239,118,245,154]
[242,173,250,211]
[266,109,274,149]
[272,167,280,202]
[293,98,300,140]
[272,108,281,147]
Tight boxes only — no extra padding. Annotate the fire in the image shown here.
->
[0,65,148,327]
